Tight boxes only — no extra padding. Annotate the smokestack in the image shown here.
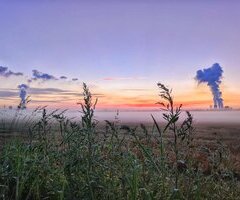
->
[195,63,224,109]
[17,84,28,109]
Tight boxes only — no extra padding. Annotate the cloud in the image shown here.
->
[32,70,57,81]
[28,87,69,95]
[31,99,68,103]
[0,88,70,97]
[0,66,23,77]
[27,87,104,97]
[66,92,105,97]
[60,76,67,79]
[0,87,69,95]
[0,90,18,97]
[0,66,80,86]
[0,86,105,110]
[0,65,83,86]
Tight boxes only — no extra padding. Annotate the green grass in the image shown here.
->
[0,83,239,200]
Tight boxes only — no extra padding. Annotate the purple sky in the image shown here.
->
[0,1,240,109]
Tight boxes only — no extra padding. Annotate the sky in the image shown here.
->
[0,0,240,110]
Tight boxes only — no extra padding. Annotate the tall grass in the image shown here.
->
[0,83,239,199]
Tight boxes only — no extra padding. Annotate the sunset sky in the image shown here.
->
[0,1,240,110]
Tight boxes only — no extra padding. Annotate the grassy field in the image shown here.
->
[0,83,240,200]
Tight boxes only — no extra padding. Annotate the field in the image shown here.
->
[0,83,240,200]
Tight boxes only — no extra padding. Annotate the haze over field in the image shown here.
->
[1,2,240,198]
[0,1,240,110]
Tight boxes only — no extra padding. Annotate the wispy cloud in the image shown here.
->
[68,92,105,98]
[0,87,104,98]
[0,66,23,77]
[72,78,78,81]
[30,99,73,103]
[0,88,70,98]
[28,87,69,94]
[0,90,18,97]
[27,87,105,98]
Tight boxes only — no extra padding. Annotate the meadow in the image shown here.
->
[0,83,240,200]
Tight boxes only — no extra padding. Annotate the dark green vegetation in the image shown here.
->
[0,83,239,199]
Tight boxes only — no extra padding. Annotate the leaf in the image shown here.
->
[163,115,179,133]
[156,102,165,107]
[151,114,162,136]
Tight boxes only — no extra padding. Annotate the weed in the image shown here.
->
[0,82,239,199]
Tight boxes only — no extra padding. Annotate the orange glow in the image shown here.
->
[1,83,240,110]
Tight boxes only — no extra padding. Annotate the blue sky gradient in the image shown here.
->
[0,1,240,109]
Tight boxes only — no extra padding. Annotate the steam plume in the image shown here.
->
[17,84,28,109]
[195,63,224,109]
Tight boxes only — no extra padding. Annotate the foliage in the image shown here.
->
[0,83,239,200]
